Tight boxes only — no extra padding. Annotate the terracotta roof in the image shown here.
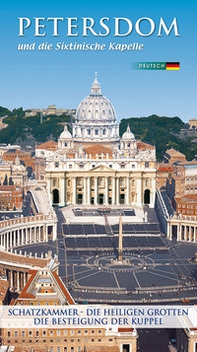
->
[52,271,75,304]
[15,348,47,352]
[0,185,22,191]
[157,163,173,172]
[85,144,112,156]
[165,148,185,157]
[0,250,48,268]
[87,348,119,352]
[36,140,58,151]
[137,141,154,150]
[176,195,197,203]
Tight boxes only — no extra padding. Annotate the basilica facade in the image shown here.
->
[45,74,156,208]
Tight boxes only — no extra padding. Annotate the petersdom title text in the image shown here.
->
[17,17,180,52]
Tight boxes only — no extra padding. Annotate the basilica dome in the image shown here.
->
[75,73,117,123]
[72,73,120,145]
[59,125,72,140]
[122,125,135,140]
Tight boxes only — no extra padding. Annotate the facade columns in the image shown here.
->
[116,177,120,205]
[126,177,130,205]
[13,231,16,247]
[105,177,108,205]
[189,226,192,242]
[112,177,115,205]
[10,270,13,289]
[72,177,76,204]
[167,222,171,240]
[6,233,9,250]
[29,227,32,243]
[136,178,142,206]
[177,224,181,241]
[94,178,98,205]
[38,226,41,242]
[59,177,65,206]
[83,177,87,204]
[21,229,23,245]
[16,271,20,291]
[87,177,91,205]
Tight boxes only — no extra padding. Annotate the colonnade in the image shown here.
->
[6,268,28,291]
[167,218,197,242]
[0,214,57,251]
[0,225,46,250]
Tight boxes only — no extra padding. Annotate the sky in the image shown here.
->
[0,0,196,123]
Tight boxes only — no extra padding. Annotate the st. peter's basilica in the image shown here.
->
[45,74,156,208]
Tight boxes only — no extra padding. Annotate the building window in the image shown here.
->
[36,331,39,337]
[21,331,25,337]
[87,129,91,135]
[55,162,59,168]
[69,164,72,169]
[14,331,18,337]
[145,162,149,168]
[95,130,99,135]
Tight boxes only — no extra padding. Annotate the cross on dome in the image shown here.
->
[91,72,102,95]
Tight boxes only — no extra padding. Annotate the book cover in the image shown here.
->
[0,1,197,352]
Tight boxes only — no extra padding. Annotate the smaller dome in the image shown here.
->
[59,125,72,140]
[122,125,135,140]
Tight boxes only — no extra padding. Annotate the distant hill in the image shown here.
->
[0,106,12,117]
[0,107,196,161]
[0,106,72,145]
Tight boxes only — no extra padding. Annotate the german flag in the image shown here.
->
[166,62,180,70]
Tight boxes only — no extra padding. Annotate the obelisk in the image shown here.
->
[118,216,123,262]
